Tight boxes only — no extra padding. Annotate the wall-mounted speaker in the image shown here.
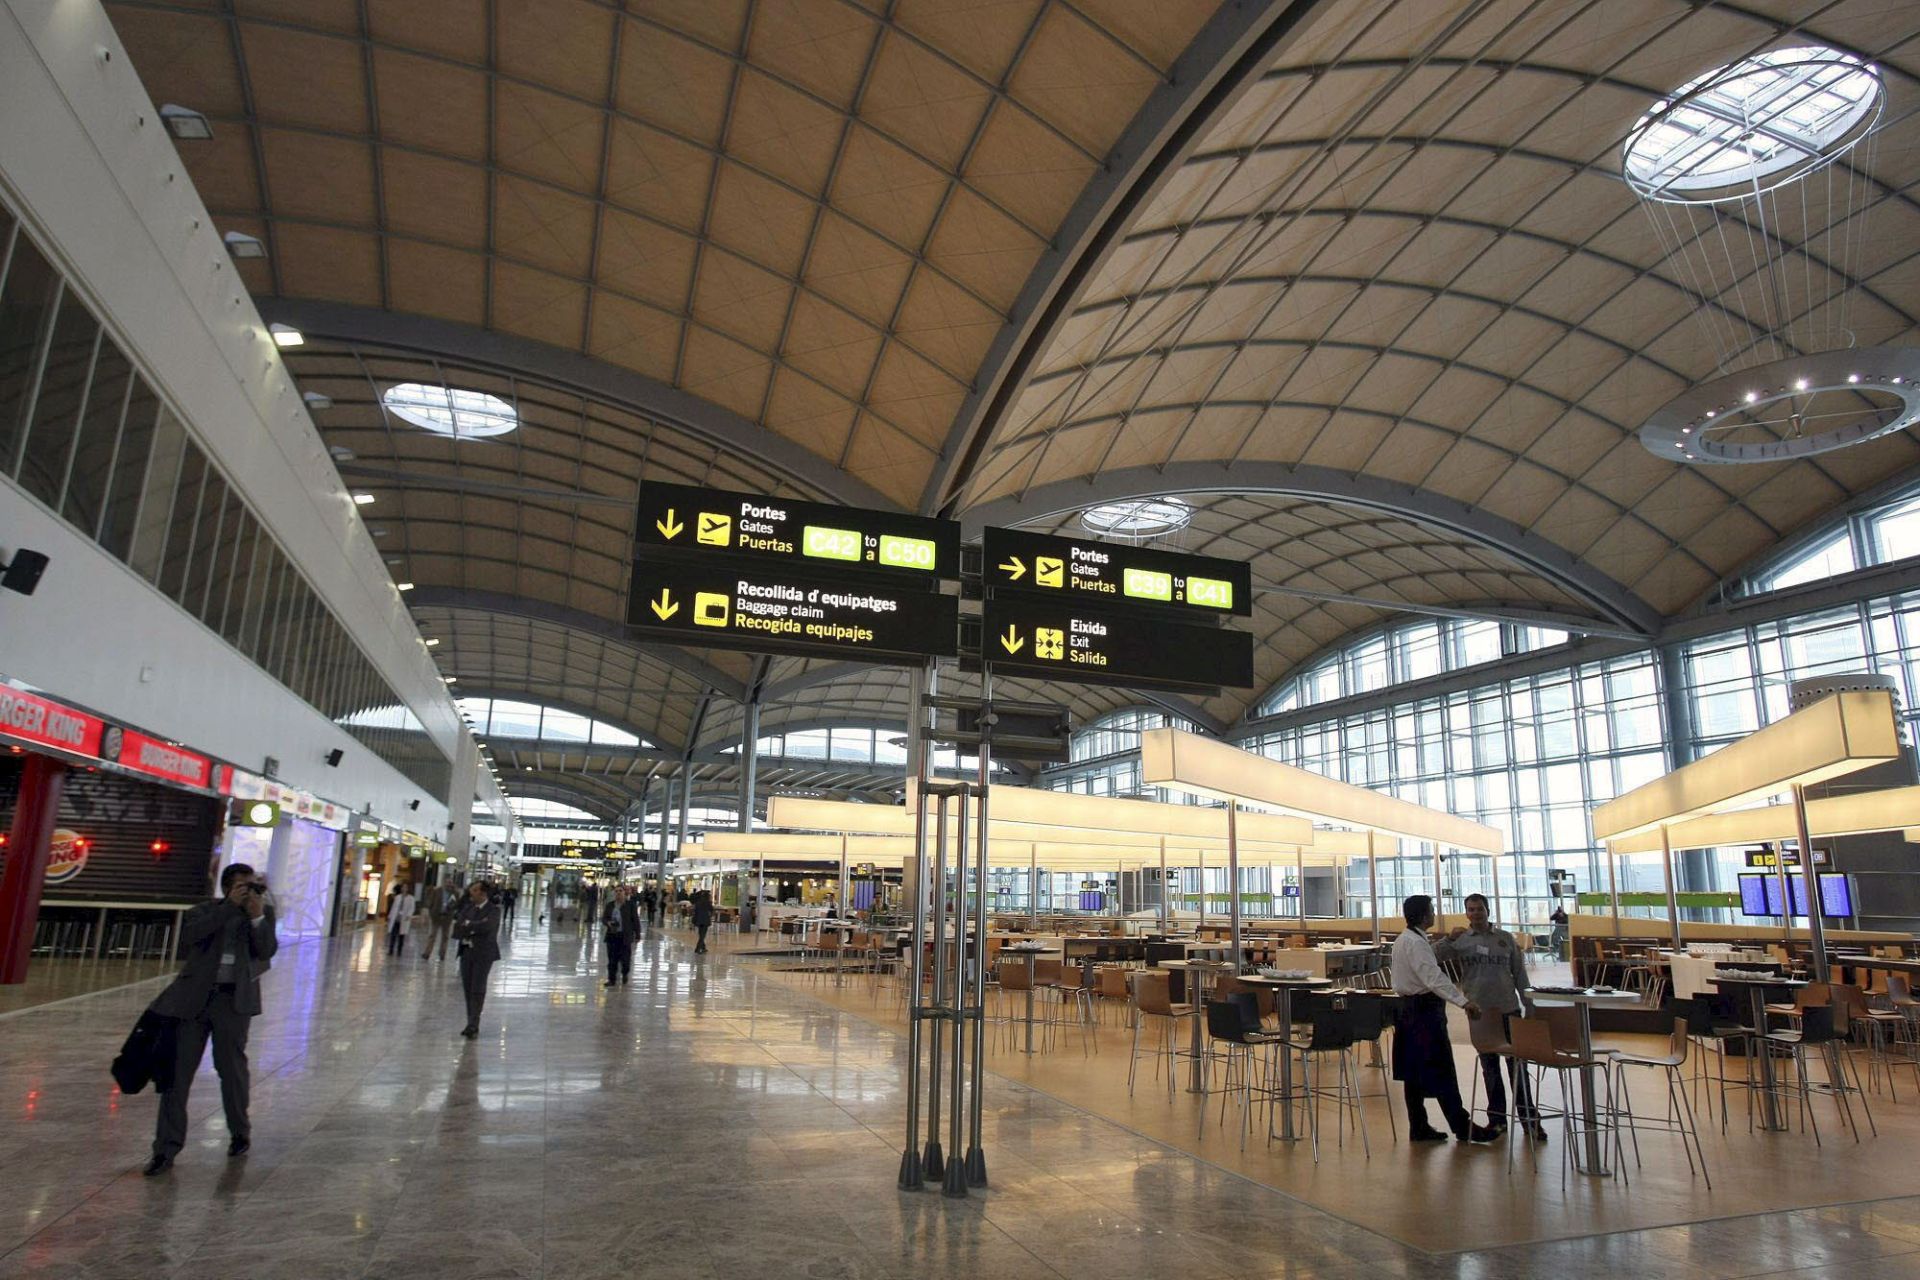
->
[325,748,344,767]
[1,549,49,596]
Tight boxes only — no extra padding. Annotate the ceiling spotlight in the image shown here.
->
[424,638,440,647]
[1848,374,1861,383]
[159,104,213,140]
[223,230,267,259]
[443,676,458,684]
[269,323,303,348]
[304,390,333,411]
[353,493,376,505]
[397,582,415,592]
[1794,378,1809,391]
[1744,391,1758,403]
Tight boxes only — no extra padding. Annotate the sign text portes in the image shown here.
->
[636,481,959,581]
[982,527,1252,619]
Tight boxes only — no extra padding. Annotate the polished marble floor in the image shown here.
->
[2,916,1919,1280]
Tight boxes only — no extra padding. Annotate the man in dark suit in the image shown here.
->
[453,881,502,1038]
[603,886,641,986]
[145,862,278,1176]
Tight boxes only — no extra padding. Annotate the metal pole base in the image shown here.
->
[963,1145,988,1189]
[897,1149,924,1192]
[941,1151,969,1197]
[922,1139,944,1182]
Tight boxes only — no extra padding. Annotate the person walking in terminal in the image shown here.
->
[386,881,417,957]
[453,881,502,1039]
[1391,894,1499,1145]
[424,880,459,961]
[144,862,278,1176]
[502,884,518,929]
[1437,893,1544,1142]
[604,886,640,986]
[691,887,714,954]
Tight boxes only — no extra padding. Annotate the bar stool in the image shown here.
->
[1507,1016,1617,1185]
[1054,964,1099,1055]
[1201,997,1285,1149]
[1127,970,1194,1096]
[1761,1003,1874,1144]
[1676,995,1754,1129]
[1610,1017,1712,1188]
[1294,994,1371,1161]
[1840,983,1911,1098]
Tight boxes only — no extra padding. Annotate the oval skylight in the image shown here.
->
[382,383,519,438]
[1623,47,1881,203]
[1081,497,1193,539]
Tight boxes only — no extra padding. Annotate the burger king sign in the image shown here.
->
[44,829,90,885]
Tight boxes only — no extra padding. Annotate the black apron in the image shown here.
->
[1391,992,1454,1092]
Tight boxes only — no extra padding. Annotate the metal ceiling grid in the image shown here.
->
[961,0,1920,636]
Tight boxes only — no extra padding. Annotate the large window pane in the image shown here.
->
[99,373,159,562]
[183,471,229,620]
[0,229,62,479]
[223,511,261,650]
[157,439,208,603]
[128,409,188,585]
[59,333,132,538]
[16,288,98,508]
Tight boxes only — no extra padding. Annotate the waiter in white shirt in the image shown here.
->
[1390,894,1497,1144]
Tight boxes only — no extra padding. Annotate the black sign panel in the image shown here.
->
[982,527,1252,618]
[636,481,960,581]
[981,597,1252,691]
[628,559,957,661]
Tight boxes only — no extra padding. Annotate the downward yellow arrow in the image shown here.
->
[999,625,1024,655]
[999,556,1025,581]
[650,589,679,621]
[656,508,684,539]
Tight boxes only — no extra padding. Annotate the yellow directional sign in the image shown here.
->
[1000,625,1024,654]
[1035,555,1065,588]
[650,589,679,621]
[694,592,729,627]
[697,511,732,546]
[998,556,1026,581]
[655,508,684,539]
[636,480,959,578]
[628,560,958,660]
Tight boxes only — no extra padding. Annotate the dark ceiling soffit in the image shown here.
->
[405,586,747,704]
[919,0,1328,516]
[259,299,897,511]
[958,462,1665,637]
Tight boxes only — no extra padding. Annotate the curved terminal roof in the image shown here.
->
[105,0,1920,769]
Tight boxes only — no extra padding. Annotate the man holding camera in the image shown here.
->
[145,862,278,1176]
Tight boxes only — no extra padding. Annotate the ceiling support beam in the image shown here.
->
[258,299,898,511]
[1254,584,1650,642]
[922,0,1331,514]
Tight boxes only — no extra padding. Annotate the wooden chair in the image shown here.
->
[1128,970,1194,1096]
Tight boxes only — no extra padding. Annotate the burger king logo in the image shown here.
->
[45,829,90,885]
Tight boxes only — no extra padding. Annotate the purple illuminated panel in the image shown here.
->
[1077,891,1104,912]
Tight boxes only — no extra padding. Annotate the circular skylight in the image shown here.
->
[1623,47,1882,204]
[1081,497,1193,539]
[382,383,519,438]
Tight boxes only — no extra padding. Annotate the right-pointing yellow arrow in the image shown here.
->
[656,508,684,539]
[999,625,1024,654]
[999,556,1025,581]
[650,589,679,621]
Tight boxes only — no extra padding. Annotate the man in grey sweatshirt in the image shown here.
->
[1437,892,1544,1140]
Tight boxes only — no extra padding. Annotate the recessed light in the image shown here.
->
[269,323,303,348]
[1848,374,1860,383]
[353,493,376,505]
[1744,391,1758,403]
[397,582,415,592]
[1794,378,1808,391]
[304,391,334,411]
[443,676,458,684]
[424,638,440,647]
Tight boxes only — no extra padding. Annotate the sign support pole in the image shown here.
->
[1159,837,1168,933]
[897,662,931,1192]
[1793,785,1830,982]
[1771,836,1795,950]
[1228,800,1242,971]
[1368,831,1379,944]
[1661,825,1682,950]
[963,667,993,1189]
